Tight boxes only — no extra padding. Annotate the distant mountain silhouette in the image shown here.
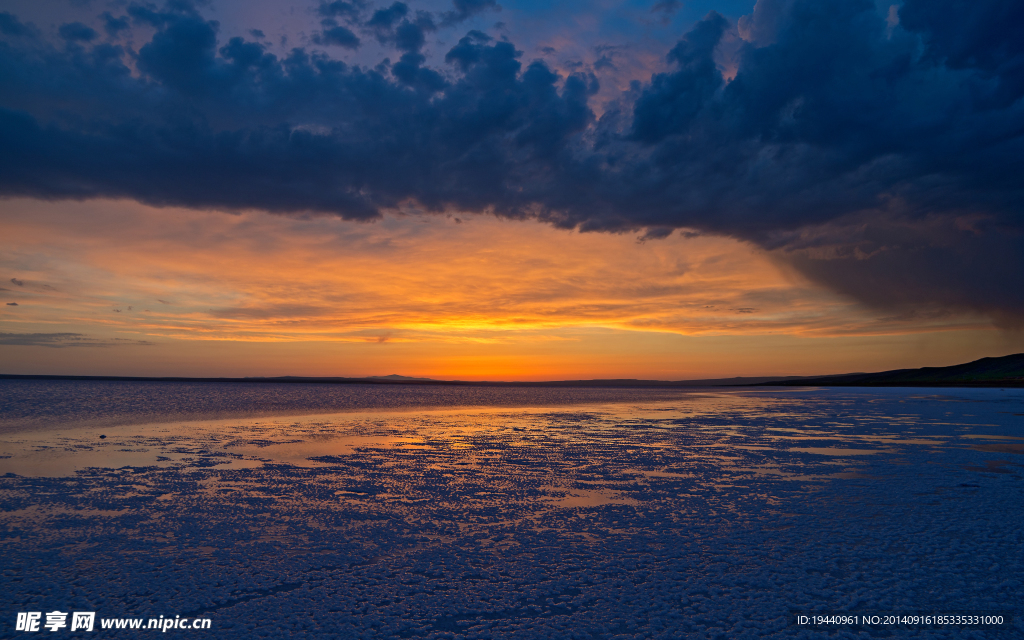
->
[3,354,1022,387]
[765,353,1024,388]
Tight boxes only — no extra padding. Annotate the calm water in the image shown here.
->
[1,382,1023,638]
[0,380,707,434]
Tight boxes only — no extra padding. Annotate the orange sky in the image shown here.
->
[2,197,1021,379]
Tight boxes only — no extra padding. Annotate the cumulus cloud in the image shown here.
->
[313,22,361,49]
[0,0,1022,322]
[102,12,131,38]
[440,0,500,27]
[58,22,98,42]
[0,12,38,38]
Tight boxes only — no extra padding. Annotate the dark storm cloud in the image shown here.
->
[774,214,1024,328]
[59,22,99,42]
[313,0,447,54]
[102,12,131,37]
[365,4,437,54]
[313,21,361,49]
[0,12,38,37]
[0,0,1022,322]
[637,226,674,242]
[366,1,408,30]
[318,1,365,21]
[440,0,500,27]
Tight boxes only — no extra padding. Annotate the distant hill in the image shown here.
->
[0,373,822,388]
[3,354,1022,388]
[765,353,1024,388]
[366,374,439,382]
[502,376,813,387]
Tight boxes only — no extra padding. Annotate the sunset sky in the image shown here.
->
[2,0,1022,380]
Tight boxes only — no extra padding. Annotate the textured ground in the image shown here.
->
[2,388,1022,638]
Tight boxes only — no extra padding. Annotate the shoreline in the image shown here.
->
[3,372,1023,388]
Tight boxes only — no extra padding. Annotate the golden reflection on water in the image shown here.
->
[1,387,1021,639]
[0,390,1020,491]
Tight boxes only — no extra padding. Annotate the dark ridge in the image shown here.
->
[762,353,1024,388]
[2,353,1021,388]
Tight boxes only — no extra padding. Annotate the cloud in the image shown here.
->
[0,0,1022,323]
[102,12,131,38]
[366,1,408,31]
[362,3,438,56]
[770,212,1024,328]
[59,22,99,42]
[11,278,24,286]
[319,1,365,21]
[440,0,501,27]
[637,226,673,242]
[651,0,683,24]
[0,12,38,38]
[313,21,361,49]
[0,333,154,347]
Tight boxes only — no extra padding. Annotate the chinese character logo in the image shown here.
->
[16,612,41,632]
[16,610,96,632]
[44,611,68,632]
[71,612,95,631]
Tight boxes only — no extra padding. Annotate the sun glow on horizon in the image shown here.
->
[1,198,1018,380]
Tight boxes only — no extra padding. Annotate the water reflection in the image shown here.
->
[1,387,1022,638]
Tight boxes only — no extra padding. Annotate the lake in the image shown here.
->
[1,381,1022,637]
